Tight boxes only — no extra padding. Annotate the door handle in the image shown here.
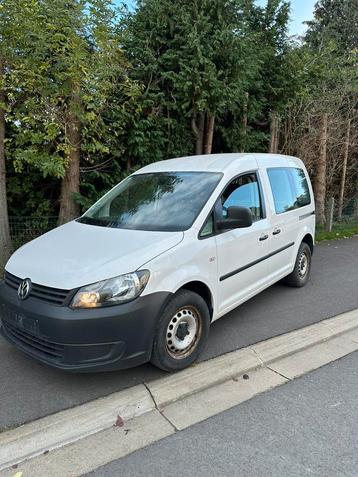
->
[259,234,269,241]
[273,228,281,235]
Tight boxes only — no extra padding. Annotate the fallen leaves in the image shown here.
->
[114,415,125,428]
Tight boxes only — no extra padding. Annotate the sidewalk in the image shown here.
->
[89,351,358,477]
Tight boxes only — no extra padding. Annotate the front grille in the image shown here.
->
[4,271,70,305]
[3,321,65,361]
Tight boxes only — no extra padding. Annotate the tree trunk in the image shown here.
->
[58,93,81,225]
[197,113,205,155]
[337,118,351,220]
[275,117,280,152]
[191,113,205,155]
[0,55,12,273]
[268,110,279,153]
[314,113,328,225]
[203,114,215,154]
[240,92,249,153]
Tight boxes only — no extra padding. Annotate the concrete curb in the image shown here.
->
[0,385,154,471]
[146,308,358,408]
[1,308,357,471]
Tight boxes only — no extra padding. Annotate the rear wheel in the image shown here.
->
[283,242,312,287]
[150,289,210,372]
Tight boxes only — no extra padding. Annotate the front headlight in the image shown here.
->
[71,270,150,309]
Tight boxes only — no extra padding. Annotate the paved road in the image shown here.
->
[0,237,357,430]
[89,351,358,477]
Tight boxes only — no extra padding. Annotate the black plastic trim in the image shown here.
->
[220,242,295,281]
[0,281,172,372]
[299,210,315,221]
[4,271,72,306]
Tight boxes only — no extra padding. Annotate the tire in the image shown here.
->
[283,242,312,288]
[150,289,210,372]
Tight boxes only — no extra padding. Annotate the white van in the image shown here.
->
[0,153,315,372]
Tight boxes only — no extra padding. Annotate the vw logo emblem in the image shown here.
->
[18,278,32,300]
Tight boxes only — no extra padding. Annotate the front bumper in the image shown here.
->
[0,280,171,372]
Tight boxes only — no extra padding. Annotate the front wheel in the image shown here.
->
[150,289,210,372]
[283,242,312,287]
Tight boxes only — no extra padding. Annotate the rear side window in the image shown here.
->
[267,167,311,214]
[290,168,311,207]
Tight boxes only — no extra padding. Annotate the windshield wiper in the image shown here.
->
[76,216,112,227]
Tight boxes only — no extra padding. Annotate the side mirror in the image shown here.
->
[217,206,253,230]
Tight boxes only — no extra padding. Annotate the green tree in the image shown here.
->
[280,0,358,224]
[123,0,257,156]
[305,0,358,53]
[0,0,44,271]
[10,0,129,224]
[212,0,294,154]
[0,49,10,272]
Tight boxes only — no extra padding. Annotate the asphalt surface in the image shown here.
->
[0,237,357,431]
[89,351,358,477]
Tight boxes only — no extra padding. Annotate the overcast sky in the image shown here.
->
[118,0,317,37]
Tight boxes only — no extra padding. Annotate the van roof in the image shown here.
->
[136,153,300,174]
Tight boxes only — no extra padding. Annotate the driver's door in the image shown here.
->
[215,172,271,315]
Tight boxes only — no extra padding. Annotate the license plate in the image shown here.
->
[5,310,39,335]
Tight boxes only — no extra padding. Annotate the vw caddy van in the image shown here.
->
[0,153,315,372]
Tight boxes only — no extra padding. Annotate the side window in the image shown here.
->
[220,173,263,222]
[290,168,311,207]
[267,167,311,214]
[200,213,214,238]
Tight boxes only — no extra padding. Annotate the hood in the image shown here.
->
[6,221,183,290]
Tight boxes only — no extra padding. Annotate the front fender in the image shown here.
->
[141,236,218,315]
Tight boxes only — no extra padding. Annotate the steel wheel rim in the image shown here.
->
[298,251,309,278]
[166,306,202,359]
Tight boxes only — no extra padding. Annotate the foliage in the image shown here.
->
[3,0,134,215]
[280,0,358,218]
[121,0,263,155]
[0,0,357,231]
[305,0,358,53]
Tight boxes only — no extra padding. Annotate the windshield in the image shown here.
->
[78,171,222,232]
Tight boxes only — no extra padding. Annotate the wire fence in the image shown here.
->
[339,197,358,221]
[324,196,358,232]
[9,217,59,250]
[8,197,358,249]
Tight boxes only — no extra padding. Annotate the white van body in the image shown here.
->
[138,153,315,321]
[1,153,315,372]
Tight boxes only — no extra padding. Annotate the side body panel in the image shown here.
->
[258,155,315,283]
[214,218,271,317]
[141,228,219,316]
